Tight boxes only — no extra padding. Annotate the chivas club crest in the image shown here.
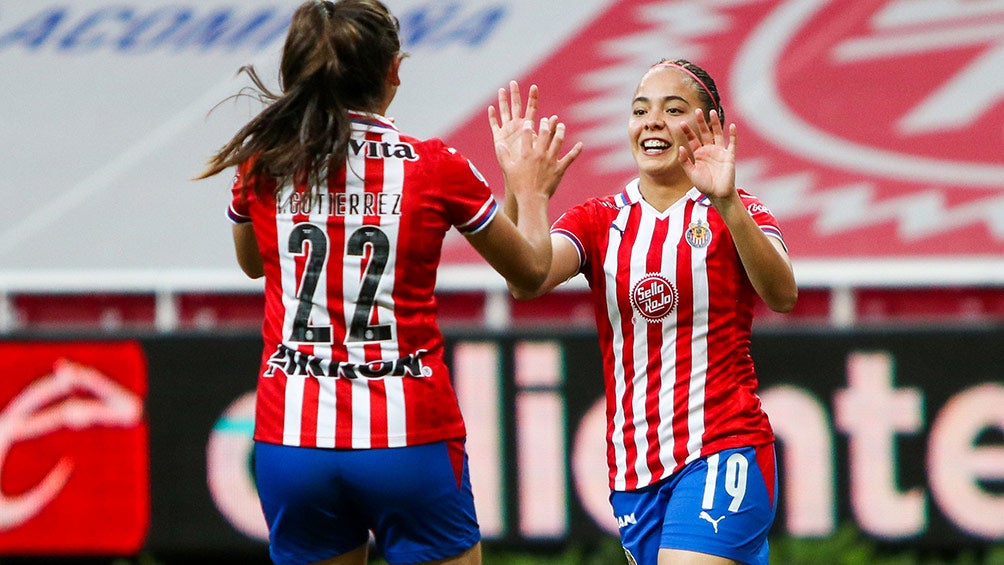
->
[685,218,712,248]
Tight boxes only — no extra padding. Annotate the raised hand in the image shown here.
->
[674,109,737,201]
[488,80,539,165]
[488,80,582,203]
[494,113,581,201]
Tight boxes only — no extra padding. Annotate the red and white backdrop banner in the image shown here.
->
[439,0,1004,267]
[0,0,1000,278]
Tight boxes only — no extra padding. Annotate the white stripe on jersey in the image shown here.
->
[377,130,407,447]
[385,377,406,448]
[685,203,710,464]
[656,206,685,475]
[309,178,335,447]
[606,205,630,491]
[351,378,371,449]
[628,206,657,488]
[342,139,372,449]
[342,149,369,365]
[283,375,305,445]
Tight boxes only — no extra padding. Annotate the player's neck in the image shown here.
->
[638,178,691,213]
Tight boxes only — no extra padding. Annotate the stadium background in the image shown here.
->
[0,0,1002,563]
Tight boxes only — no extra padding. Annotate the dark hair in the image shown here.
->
[653,58,724,124]
[197,0,402,194]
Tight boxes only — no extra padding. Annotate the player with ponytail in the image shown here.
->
[199,2,580,564]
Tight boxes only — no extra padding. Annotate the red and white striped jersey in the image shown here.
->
[228,111,497,450]
[552,179,782,491]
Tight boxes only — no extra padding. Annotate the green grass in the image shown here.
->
[5,527,1002,564]
[379,528,1004,565]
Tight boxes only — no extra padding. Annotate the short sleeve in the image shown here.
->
[227,162,253,224]
[437,144,498,235]
[551,202,595,272]
[740,190,787,251]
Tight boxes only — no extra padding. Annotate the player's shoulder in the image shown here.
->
[578,193,625,216]
[402,135,453,157]
[554,194,621,230]
[410,136,488,185]
[736,188,775,216]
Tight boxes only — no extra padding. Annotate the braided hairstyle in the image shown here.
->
[652,58,724,125]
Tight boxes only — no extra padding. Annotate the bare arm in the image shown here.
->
[473,81,581,294]
[464,189,553,292]
[486,81,583,297]
[232,222,264,279]
[505,233,582,300]
[676,109,797,312]
[709,193,797,312]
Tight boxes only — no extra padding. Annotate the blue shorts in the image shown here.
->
[609,444,777,565]
[254,439,480,565]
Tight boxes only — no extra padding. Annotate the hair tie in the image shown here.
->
[315,0,332,18]
[652,62,720,116]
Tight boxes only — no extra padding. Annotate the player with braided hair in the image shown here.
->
[493,59,796,564]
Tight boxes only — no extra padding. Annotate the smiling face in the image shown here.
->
[629,66,707,184]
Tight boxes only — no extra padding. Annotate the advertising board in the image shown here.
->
[1,329,1000,558]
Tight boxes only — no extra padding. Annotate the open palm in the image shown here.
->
[675,109,737,200]
[488,81,540,165]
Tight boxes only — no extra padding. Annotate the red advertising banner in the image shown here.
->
[0,341,148,555]
[442,0,1004,265]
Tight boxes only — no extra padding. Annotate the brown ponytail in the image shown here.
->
[197,0,402,196]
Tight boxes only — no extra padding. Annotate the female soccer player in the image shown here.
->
[198,1,580,564]
[492,60,797,565]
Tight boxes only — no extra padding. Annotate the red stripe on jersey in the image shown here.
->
[255,370,286,445]
[367,380,388,449]
[363,130,389,448]
[300,375,320,447]
[326,165,350,355]
[335,378,353,449]
[615,206,641,490]
[643,217,669,482]
[756,442,777,507]
[672,202,696,467]
[590,233,619,492]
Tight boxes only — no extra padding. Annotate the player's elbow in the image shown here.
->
[506,266,549,299]
[241,265,265,279]
[508,281,547,301]
[236,256,265,279]
[767,286,798,313]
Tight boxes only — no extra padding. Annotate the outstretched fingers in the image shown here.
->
[523,83,539,124]
[674,121,698,165]
[707,109,728,148]
[694,108,714,144]
[488,104,501,133]
[490,81,544,166]
[726,122,737,159]
[555,134,584,177]
[496,81,538,123]
[537,119,583,191]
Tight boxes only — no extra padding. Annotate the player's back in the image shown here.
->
[230,111,498,449]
